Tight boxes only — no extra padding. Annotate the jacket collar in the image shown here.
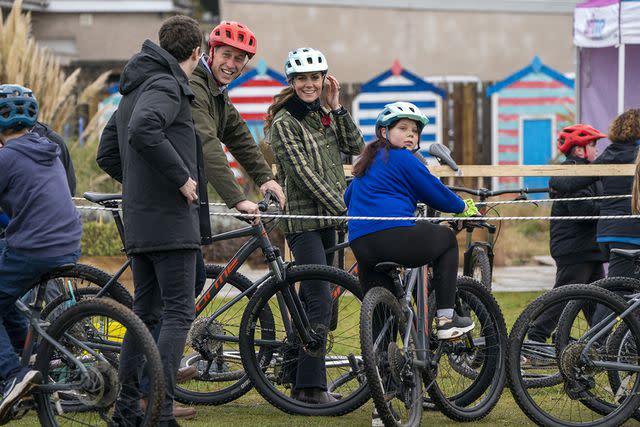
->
[284,93,321,121]
[142,40,194,100]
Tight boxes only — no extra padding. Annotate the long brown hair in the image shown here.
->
[352,136,388,177]
[263,86,294,133]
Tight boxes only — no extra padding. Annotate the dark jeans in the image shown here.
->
[0,240,80,379]
[116,249,197,422]
[285,227,336,391]
[528,261,604,343]
[350,222,458,310]
[140,249,206,398]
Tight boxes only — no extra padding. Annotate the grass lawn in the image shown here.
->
[17,291,551,426]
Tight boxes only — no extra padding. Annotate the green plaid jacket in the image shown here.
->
[270,108,364,233]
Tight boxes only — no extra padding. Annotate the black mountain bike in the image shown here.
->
[446,185,549,290]
[358,247,508,426]
[3,265,164,426]
[507,268,640,427]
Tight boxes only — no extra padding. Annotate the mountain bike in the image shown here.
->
[3,264,164,426]
[357,246,508,426]
[507,280,640,427]
[445,185,549,290]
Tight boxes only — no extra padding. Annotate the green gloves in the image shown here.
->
[453,198,479,218]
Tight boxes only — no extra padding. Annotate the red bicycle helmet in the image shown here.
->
[209,21,257,58]
[557,124,606,154]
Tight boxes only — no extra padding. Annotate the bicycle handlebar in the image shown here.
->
[447,186,549,199]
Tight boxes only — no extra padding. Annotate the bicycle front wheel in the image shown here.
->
[34,298,164,427]
[425,276,507,422]
[361,286,423,427]
[239,264,367,416]
[507,284,640,427]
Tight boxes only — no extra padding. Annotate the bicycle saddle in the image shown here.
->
[83,192,122,203]
[610,248,640,260]
[374,262,404,273]
[39,264,75,282]
[425,143,459,172]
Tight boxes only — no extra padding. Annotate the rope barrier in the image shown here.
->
[73,191,640,222]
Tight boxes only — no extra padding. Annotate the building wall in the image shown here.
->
[220,0,576,83]
[31,12,174,63]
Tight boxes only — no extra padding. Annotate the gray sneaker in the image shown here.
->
[436,313,475,340]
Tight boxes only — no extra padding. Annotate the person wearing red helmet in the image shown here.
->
[526,124,607,345]
[190,20,284,219]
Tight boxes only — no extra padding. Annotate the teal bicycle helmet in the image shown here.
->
[0,85,38,132]
[375,101,429,133]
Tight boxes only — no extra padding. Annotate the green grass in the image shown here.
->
[17,291,550,426]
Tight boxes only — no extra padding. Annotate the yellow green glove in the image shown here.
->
[453,199,479,218]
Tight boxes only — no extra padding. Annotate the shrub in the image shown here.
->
[81,221,122,257]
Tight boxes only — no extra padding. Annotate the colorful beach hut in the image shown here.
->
[352,61,446,156]
[487,56,575,191]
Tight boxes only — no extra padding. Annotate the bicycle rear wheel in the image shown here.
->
[361,286,423,427]
[40,264,132,317]
[507,284,640,427]
[34,298,164,426]
[175,264,274,405]
[239,264,367,416]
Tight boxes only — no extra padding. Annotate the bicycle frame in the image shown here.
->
[17,280,98,393]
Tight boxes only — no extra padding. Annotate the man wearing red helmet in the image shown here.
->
[527,124,606,345]
[190,21,285,217]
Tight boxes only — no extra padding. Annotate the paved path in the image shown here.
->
[237,265,557,293]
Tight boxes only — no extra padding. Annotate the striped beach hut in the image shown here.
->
[487,56,575,191]
[226,59,287,185]
[352,61,446,156]
[228,59,288,142]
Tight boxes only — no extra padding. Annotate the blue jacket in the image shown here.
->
[0,132,82,257]
[344,148,465,242]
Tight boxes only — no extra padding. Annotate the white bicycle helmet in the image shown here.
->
[375,101,429,132]
[284,47,328,78]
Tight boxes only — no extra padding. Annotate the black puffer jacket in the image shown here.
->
[550,141,640,240]
[97,40,209,253]
[549,156,606,266]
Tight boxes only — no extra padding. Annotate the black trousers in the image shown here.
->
[528,261,604,343]
[116,249,197,422]
[350,222,459,311]
[285,227,336,390]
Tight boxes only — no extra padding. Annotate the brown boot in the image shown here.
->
[176,365,198,384]
[140,399,196,420]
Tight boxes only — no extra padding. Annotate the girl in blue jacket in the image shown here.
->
[345,101,476,339]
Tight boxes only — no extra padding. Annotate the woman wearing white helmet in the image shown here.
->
[264,47,364,404]
[345,101,477,341]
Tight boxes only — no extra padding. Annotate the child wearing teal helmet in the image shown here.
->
[345,101,476,341]
[0,84,82,421]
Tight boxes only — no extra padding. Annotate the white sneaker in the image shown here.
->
[372,408,384,427]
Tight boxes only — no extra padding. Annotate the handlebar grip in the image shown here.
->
[258,191,273,212]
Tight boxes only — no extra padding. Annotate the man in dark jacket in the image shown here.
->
[528,124,607,344]
[96,15,205,427]
[191,20,285,216]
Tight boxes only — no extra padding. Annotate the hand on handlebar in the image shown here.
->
[235,200,261,224]
[453,199,480,218]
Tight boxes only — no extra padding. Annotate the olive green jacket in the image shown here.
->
[269,107,364,233]
[190,60,273,208]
